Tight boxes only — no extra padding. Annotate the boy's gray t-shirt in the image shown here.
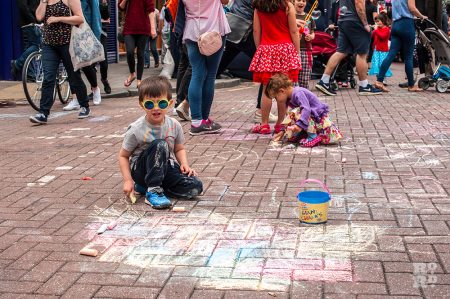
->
[122,115,185,166]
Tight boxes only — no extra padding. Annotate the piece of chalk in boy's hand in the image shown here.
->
[172,206,185,212]
[97,224,108,234]
[129,193,137,204]
[79,248,98,257]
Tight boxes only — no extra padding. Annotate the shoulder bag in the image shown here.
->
[196,0,222,56]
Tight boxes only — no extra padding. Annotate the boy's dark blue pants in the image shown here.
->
[131,140,203,199]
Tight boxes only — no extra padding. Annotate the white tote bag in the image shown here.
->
[69,17,105,71]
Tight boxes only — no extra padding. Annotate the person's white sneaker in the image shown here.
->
[92,87,102,105]
[176,104,191,121]
[63,98,80,111]
[254,111,278,123]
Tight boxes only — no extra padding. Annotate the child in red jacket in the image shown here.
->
[369,13,392,80]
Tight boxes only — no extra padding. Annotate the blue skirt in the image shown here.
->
[369,50,392,77]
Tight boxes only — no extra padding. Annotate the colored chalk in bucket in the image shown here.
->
[297,179,331,224]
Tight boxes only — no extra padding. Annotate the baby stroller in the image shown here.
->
[312,30,357,90]
[416,19,450,93]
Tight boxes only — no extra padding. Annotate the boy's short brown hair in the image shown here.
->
[138,76,172,102]
[265,73,293,98]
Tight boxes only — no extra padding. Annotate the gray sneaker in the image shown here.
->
[78,107,90,119]
[189,121,212,136]
[206,119,222,133]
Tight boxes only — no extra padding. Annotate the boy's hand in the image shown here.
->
[296,19,306,28]
[180,164,197,177]
[123,179,134,196]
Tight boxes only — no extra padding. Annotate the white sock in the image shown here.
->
[191,119,202,127]
[321,74,330,84]
[359,80,368,88]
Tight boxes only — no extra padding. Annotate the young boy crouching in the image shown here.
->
[118,76,202,209]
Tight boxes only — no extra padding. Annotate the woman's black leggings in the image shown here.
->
[124,34,148,80]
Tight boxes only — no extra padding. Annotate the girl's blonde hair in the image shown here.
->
[265,73,294,98]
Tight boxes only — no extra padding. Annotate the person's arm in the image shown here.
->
[408,0,426,20]
[174,144,196,177]
[149,11,157,38]
[47,0,84,26]
[36,0,48,22]
[287,2,300,53]
[118,148,134,196]
[118,0,127,11]
[253,10,261,48]
[355,0,370,32]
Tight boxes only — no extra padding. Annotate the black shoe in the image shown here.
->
[78,107,90,119]
[29,113,47,124]
[88,93,94,101]
[358,84,383,95]
[315,80,337,96]
[154,62,160,68]
[144,64,150,69]
[102,79,111,94]
[398,82,409,88]
[10,60,18,80]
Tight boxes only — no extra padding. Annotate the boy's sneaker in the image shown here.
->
[358,84,382,95]
[63,98,80,111]
[134,183,146,195]
[145,191,171,209]
[29,113,47,124]
[78,107,90,119]
[315,80,337,96]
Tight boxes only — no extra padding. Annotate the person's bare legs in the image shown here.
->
[260,85,271,126]
[323,52,347,77]
[355,53,368,82]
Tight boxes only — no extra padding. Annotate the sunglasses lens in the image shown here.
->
[144,101,154,110]
[158,100,169,109]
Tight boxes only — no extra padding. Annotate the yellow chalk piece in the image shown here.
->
[172,206,186,212]
[129,193,137,204]
[79,248,98,257]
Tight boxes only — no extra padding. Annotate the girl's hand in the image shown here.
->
[180,164,197,177]
[47,16,60,24]
[123,179,134,196]
[305,34,312,41]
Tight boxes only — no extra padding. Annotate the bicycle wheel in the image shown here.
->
[57,64,71,104]
[22,51,43,111]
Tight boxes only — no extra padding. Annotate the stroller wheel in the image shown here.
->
[350,79,356,89]
[435,79,449,93]
[331,82,339,91]
[418,78,430,90]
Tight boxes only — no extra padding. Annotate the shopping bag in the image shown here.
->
[69,19,105,71]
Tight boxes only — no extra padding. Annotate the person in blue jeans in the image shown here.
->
[181,0,231,136]
[374,0,427,92]
[11,0,41,80]
[145,8,160,68]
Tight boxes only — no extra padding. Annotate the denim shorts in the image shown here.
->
[337,20,371,55]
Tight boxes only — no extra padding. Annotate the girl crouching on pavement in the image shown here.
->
[266,73,343,147]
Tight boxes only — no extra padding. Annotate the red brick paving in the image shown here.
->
[0,63,449,297]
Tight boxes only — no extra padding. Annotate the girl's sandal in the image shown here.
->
[374,82,390,92]
[252,124,271,134]
[273,124,285,134]
[301,136,322,148]
[124,76,136,87]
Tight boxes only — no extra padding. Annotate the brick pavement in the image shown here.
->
[0,63,449,298]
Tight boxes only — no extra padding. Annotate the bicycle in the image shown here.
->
[22,25,71,111]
